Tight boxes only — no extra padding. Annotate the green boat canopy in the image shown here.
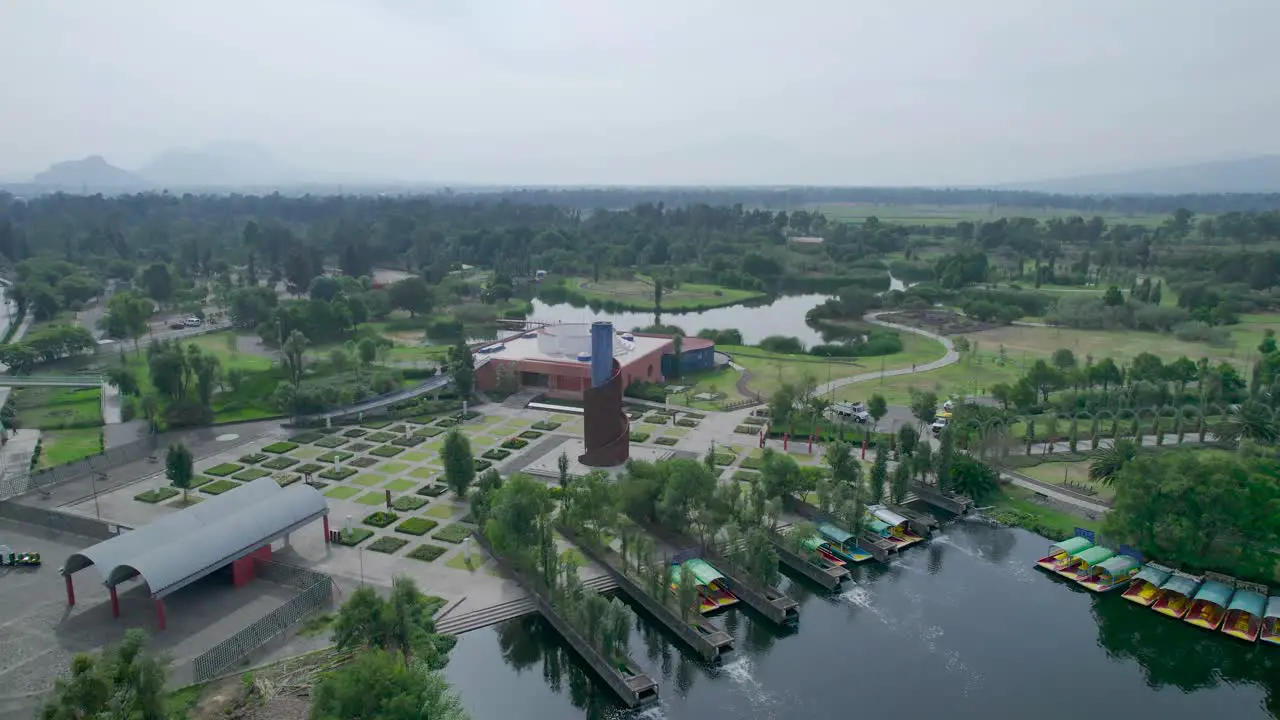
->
[1226,589,1267,616]
[1266,597,1280,620]
[1074,547,1115,566]
[866,517,891,534]
[683,559,725,586]
[802,536,827,552]
[1133,564,1173,587]
[1051,537,1094,556]
[1095,555,1139,579]
[1192,580,1235,609]
[1159,574,1201,599]
[818,523,853,545]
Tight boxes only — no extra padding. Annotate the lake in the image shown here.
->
[444,519,1279,719]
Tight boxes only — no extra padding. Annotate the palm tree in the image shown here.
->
[1212,402,1279,447]
[1088,438,1139,486]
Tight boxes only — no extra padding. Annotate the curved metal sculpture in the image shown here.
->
[579,323,630,467]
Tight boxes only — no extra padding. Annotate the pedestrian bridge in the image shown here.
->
[0,374,105,388]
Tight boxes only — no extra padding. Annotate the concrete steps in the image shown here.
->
[436,574,618,635]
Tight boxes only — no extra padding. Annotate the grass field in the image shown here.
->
[991,485,1102,539]
[966,322,1276,370]
[14,386,103,430]
[726,331,947,397]
[1019,459,1115,502]
[807,203,1167,228]
[568,276,763,311]
[833,355,1021,406]
[667,365,742,409]
[38,427,102,468]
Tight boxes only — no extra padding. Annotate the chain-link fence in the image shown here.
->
[0,500,130,539]
[0,434,167,502]
[191,562,334,682]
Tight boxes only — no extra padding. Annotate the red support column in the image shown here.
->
[861,439,867,459]
[64,573,75,606]
[783,433,789,451]
[808,434,813,453]
[154,598,166,631]
[109,586,120,618]
[323,515,331,543]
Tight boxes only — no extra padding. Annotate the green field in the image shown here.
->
[568,276,764,311]
[14,386,103,430]
[1019,459,1115,503]
[38,427,102,468]
[667,365,742,409]
[833,355,1021,406]
[807,203,1167,228]
[725,330,947,397]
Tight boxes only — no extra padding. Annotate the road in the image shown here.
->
[813,311,959,397]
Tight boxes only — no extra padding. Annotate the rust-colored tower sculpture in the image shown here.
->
[579,322,630,467]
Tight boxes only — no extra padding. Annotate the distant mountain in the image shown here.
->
[138,142,297,188]
[1004,155,1280,195]
[31,155,146,190]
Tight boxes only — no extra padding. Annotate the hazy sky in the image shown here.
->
[2,1,1278,185]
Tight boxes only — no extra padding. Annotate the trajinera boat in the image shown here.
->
[1151,572,1204,619]
[801,535,847,567]
[1060,546,1115,581]
[1184,579,1236,630]
[817,523,873,563]
[1261,597,1280,646]
[1121,563,1174,606]
[1221,589,1268,643]
[1034,536,1094,572]
[1078,555,1140,592]
[867,506,924,547]
[670,559,738,614]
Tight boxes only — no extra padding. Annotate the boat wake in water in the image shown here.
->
[720,657,786,717]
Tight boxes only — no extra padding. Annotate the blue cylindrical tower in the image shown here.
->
[590,322,613,388]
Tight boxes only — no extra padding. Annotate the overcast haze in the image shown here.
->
[2,1,1278,186]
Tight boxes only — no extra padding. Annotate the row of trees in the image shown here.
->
[0,323,94,372]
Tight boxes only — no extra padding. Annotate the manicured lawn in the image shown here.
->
[324,486,361,500]
[262,442,299,454]
[36,428,102,468]
[14,386,102,431]
[135,487,179,503]
[445,551,480,570]
[833,356,1022,407]
[992,485,1102,540]
[409,467,437,480]
[368,536,408,554]
[355,492,387,506]
[352,473,387,487]
[378,461,410,475]
[204,463,243,477]
[200,479,240,495]
[433,524,470,543]
[1020,459,1114,502]
[395,517,438,535]
[334,528,374,547]
[666,365,741,409]
[384,478,416,492]
[424,504,458,519]
[724,331,948,397]
[566,276,763,310]
[968,324,1265,373]
[400,451,432,462]
[408,544,448,562]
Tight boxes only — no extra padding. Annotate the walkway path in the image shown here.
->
[812,311,959,396]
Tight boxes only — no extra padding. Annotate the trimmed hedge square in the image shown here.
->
[473,459,492,472]
[435,418,457,427]
[734,425,758,434]
[233,468,271,481]
[319,467,357,480]
[349,456,379,468]
[391,495,428,512]
[461,411,481,420]
[676,419,700,428]
[629,431,650,442]
[314,436,348,449]
[368,536,408,554]
[370,445,404,457]
[531,420,561,431]
[518,430,543,440]
[289,431,325,444]
[433,524,470,544]
[732,470,760,482]
[295,462,323,475]
[713,453,735,467]
[334,528,374,546]
[626,410,644,420]
[263,441,299,454]
[360,420,392,429]
[135,487,179,503]
[363,511,399,528]
[238,453,268,465]
[416,484,448,497]
[204,463,242,477]
[685,412,706,420]
[347,442,373,452]
[275,473,301,487]
[743,416,767,426]
[481,448,511,461]
[655,436,679,446]
[201,479,241,495]
[388,424,409,433]
[189,476,214,488]
[407,544,448,562]
[318,451,354,463]
[366,431,397,443]
[501,438,529,450]
[643,415,669,424]
[342,427,369,438]
[391,435,423,447]
[395,516,438,535]
[262,456,298,470]
[413,427,444,438]
[740,456,764,470]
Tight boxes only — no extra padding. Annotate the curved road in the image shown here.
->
[812,311,959,396]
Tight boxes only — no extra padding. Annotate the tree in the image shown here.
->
[990,382,1013,411]
[441,429,475,499]
[825,440,861,488]
[896,424,918,457]
[309,275,341,302]
[677,562,698,621]
[448,338,474,397]
[1103,285,1125,306]
[909,389,937,429]
[1165,356,1198,394]
[1088,357,1123,391]
[102,291,152,354]
[40,629,167,720]
[869,446,888,504]
[1025,360,1065,402]
[165,442,194,504]
[281,329,309,387]
[140,262,173,302]
[890,461,911,504]
[867,393,888,430]
[1088,438,1139,486]
[389,276,433,316]
[1129,352,1165,384]
[934,426,956,490]
[670,334,683,378]
[1213,402,1279,446]
[1051,348,1077,372]
[106,366,140,397]
[557,451,570,494]
[947,454,1000,502]
[311,650,468,720]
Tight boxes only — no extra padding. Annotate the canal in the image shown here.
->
[443,518,1279,719]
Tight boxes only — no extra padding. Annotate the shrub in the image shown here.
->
[624,379,667,403]
[713,453,735,466]
[519,430,543,440]
[482,448,511,460]
[408,543,448,562]
[289,431,325,444]
[416,484,448,497]
[758,336,805,354]
[348,456,378,468]
[201,479,240,495]
[732,470,760,482]
[363,511,399,528]
[370,445,404,457]
[261,456,298,470]
[347,442,373,452]
[643,415,669,424]
[391,496,428,512]
[740,455,764,470]
[314,436,348,449]
[626,410,644,421]
[413,427,444,438]
[391,435,423,447]
[531,420,561,431]
[433,524,471,544]
[233,468,270,481]
[743,416,767,426]
[655,436,678,446]
[189,476,214,488]
[368,536,408,554]
[366,431,397,443]
[135,487,179,503]
[630,431,650,442]
[334,528,374,546]
[238,453,269,464]
[262,442,299,454]
[319,467,357,480]
[734,425,758,434]
[204,463,242,477]
[318,451,354,463]
[295,462,323,475]
[461,411,481,421]
[435,418,457,427]
[502,438,529,450]
[548,486,564,500]
[676,418,699,428]
[473,459,492,472]
[395,517,438,535]
[342,428,368,438]
[275,473,301,487]
[684,412,706,420]
[360,420,392,429]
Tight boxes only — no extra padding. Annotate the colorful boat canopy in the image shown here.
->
[1051,537,1094,556]
[1074,546,1115,566]
[818,523,853,544]
[1191,580,1234,609]
[1132,563,1173,587]
[684,559,725,586]
[802,536,828,552]
[1159,574,1201,599]
[1095,555,1139,579]
[1226,589,1267,616]
[869,505,909,527]
[866,517,891,534]
[1266,597,1280,620]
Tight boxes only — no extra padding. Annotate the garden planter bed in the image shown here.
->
[654,437,678,446]
[348,456,379,468]
[261,456,298,470]
[204,463,242,477]
[368,536,408,554]
[319,467,357,481]
[363,511,399,528]
[413,427,443,438]
[366,431,398,443]
[629,431,650,442]
[233,468,271,481]
[334,528,373,546]
[433,524,470,543]
[501,438,529,450]
[395,517,438,535]
[481,448,511,461]
[295,462,323,475]
[238,453,269,465]
[531,420,561,431]
[262,441,299,454]
[416,484,448,497]
[391,435,424,447]
[314,436,347,449]
[289,431,325,444]
[473,459,492,472]
[391,496,428,511]
[342,428,368,438]
[518,430,544,440]
[317,451,354,463]
[407,544,447,562]
[135,487,179,503]
[370,445,404,457]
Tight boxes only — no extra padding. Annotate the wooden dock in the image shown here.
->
[765,533,849,589]
[907,481,972,515]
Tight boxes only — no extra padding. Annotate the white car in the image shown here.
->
[931,416,949,435]
[183,317,202,327]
